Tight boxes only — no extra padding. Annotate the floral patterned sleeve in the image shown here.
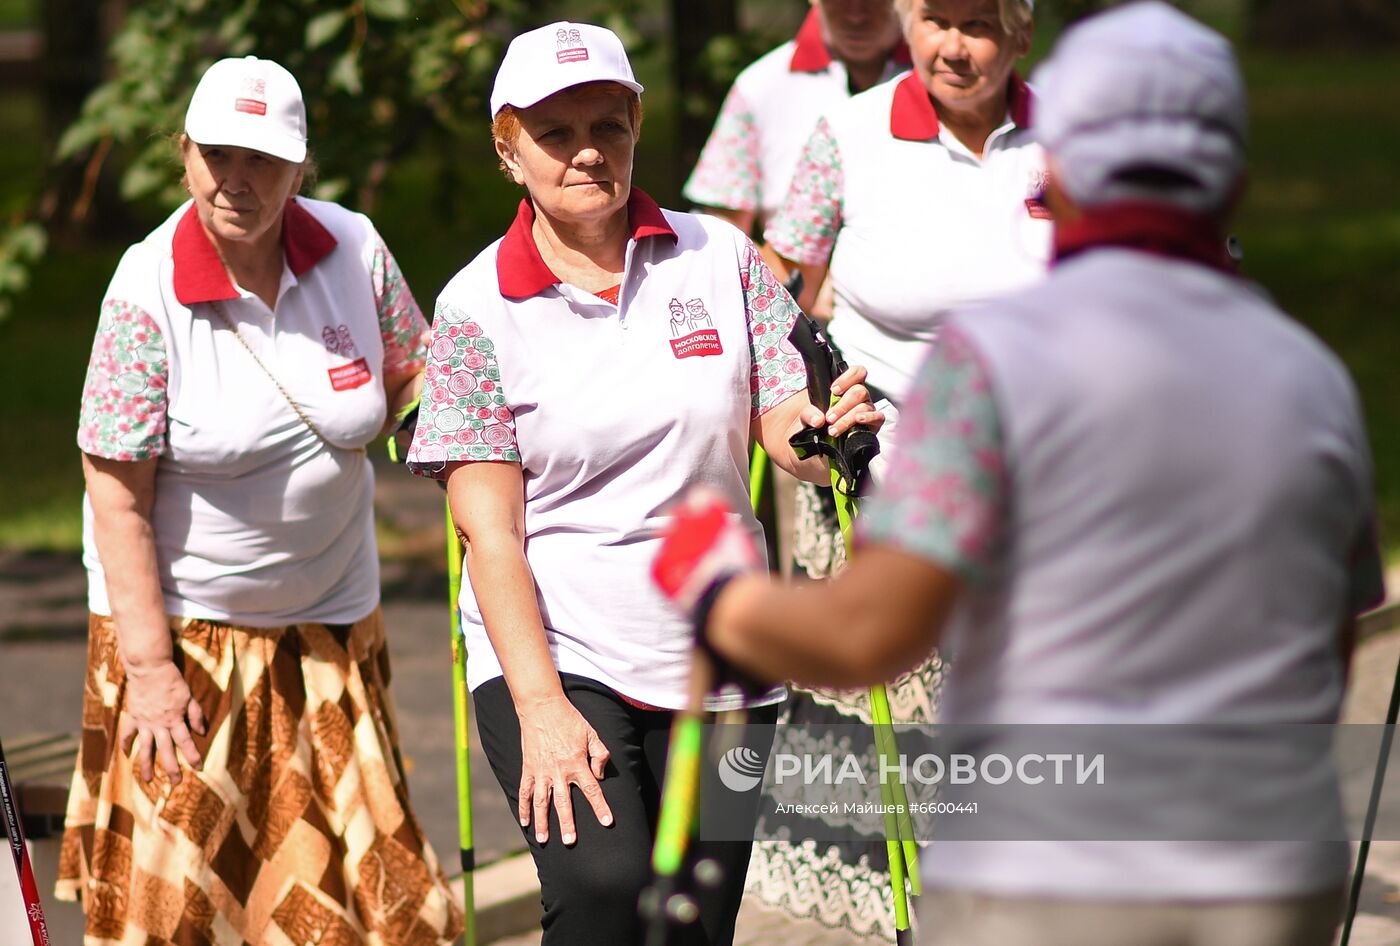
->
[683,84,761,214]
[740,238,809,418]
[371,235,429,375]
[76,300,169,462]
[858,326,1007,582]
[406,299,520,479]
[764,117,844,267]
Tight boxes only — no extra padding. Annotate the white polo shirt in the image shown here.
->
[78,197,428,626]
[683,9,910,225]
[407,190,808,709]
[861,223,1385,899]
[767,71,1050,404]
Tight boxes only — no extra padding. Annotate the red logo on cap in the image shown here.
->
[555,27,590,63]
[235,76,267,116]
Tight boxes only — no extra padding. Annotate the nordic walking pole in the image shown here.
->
[446,503,477,946]
[643,439,771,946]
[749,445,768,502]
[787,311,918,940]
[387,407,475,945]
[0,736,51,946]
[1339,648,1400,946]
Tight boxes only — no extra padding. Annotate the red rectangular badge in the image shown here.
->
[556,48,590,63]
[670,329,723,359]
[235,98,268,115]
[328,357,372,391]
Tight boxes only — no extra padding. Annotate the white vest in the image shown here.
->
[924,248,1373,898]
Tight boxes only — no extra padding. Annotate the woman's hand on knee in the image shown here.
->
[517,697,614,846]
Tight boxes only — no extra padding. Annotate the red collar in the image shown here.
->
[495,188,677,300]
[1052,202,1237,275]
[172,198,338,306]
[789,9,911,73]
[889,71,1033,141]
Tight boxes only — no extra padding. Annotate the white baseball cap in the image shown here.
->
[490,21,644,118]
[1032,1,1247,212]
[185,56,308,163]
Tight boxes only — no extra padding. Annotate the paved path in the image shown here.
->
[3,453,1399,944]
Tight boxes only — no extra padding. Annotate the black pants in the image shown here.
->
[474,673,781,946]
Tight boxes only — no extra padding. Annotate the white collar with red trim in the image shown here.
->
[495,188,677,300]
[889,71,1033,141]
[788,8,911,73]
[172,198,338,306]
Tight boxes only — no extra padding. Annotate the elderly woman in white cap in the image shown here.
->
[768,0,1044,410]
[57,55,462,946]
[406,20,882,946]
[654,4,1384,946]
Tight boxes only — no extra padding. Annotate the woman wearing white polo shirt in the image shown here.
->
[769,0,1047,406]
[685,0,908,236]
[58,56,461,946]
[406,22,881,946]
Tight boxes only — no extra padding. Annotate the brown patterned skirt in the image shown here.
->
[55,610,463,946]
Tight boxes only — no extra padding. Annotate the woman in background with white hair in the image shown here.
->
[768,0,1046,411]
[752,7,1045,937]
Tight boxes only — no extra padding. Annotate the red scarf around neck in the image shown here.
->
[1052,201,1238,275]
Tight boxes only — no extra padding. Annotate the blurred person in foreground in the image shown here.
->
[684,0,908,240]
[405,22,882,945]
[58,55,461,945]
[653,4,1386,945]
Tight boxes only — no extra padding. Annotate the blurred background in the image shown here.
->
[0,0,1396,564]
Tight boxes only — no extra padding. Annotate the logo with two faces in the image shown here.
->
[717,746,765,792]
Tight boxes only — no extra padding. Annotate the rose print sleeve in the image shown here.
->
[683,84,762,214]
[406,299,520,479]
[764,117,844,267]
[371,235,429,374]
[740,238,809,418]
[858,326,1007,582]
[76,300,169,462]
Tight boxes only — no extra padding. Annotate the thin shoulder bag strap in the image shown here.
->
[209,300,366,455]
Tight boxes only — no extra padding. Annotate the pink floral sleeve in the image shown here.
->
[406,300,519,479]
[740,238,808,418]
[858,326,1007,581]
[77,300,169,461]
[371,235,429,374]
[765,117,844,267]
[683,84,761,214]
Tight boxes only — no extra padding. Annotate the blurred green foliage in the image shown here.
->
[0,1,1396,562]
[0,0,657,319]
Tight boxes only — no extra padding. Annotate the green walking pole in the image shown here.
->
[643,442,771,946]
[830,484,921,901]
[388,405,475,945]
[788,311,919,942]
[446,504,477,946]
